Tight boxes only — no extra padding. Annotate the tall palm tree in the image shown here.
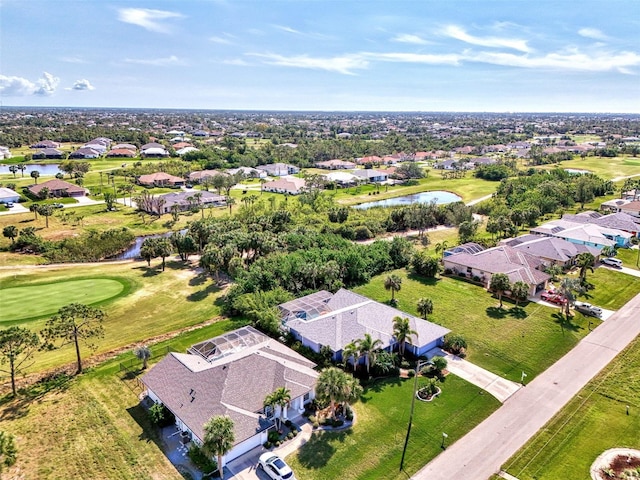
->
[435,241,449,260]
[490,273,511,308]
[416,297,434,320]
[226,196,236,215]
[315,367,347,419]
[356,333,383,375]
[202,415,235,480]
[263,392,276,423]
[270,387,291,429]
[30,170,40,184]
[576,252,595,284]
[558,277,585,319]
[392,316,418,358]
[342,341,358,371]
[384,274,402,303]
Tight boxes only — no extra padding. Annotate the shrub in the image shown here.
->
[312,421,319,429]
[420,366,431,377]
[444,268,453,275]
[263,441,272,449]
[333,419,344,428]
[268,430,280,443]
[287,432,294,439]
[284,419,293,428]
[407,369,416,378]
[354,225,373,240]
[148,402,175,428]
[443,334,467,357]
[188,444,218,475]
[308,415,317,424]
[400,360,411,369]
[345,406,354,421]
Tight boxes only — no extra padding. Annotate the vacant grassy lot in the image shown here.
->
[580,267,640,310]
[355,270,595,382]
[287,375,500,480]
[616,247,639,270]
[0,260,224,373]
[0,319,243,480]
[500,335,640,480]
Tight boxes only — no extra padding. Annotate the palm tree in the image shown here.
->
[392,316,418,358]
[8,165,18,178]
[416,297,433,320]
[490,273,511,308]
[342,341,358,371]
[435,241,449,260]
[558,277,585,319]
[315,367,350,420]
[510,281,530,307]
[576,252,595,284]
[30,170,40,184]
[384,274,402,303]
[226,196,236,215]
[270,387,291,429]
[545,264,563,282]
[601,245,617,258]
[2,225,18,245]
[263,392,277,424]
[356,333,383,375]
[17,163,26,177]
[202,415,235,479]
[134,345,151,370]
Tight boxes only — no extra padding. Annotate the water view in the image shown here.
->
[0,163,62,176]
[354,190,462,209]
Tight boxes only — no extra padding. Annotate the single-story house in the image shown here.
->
[531,219,632,248]
[30,140,60,149]
[620,201,640,220]
[322,171,358,187]
[141,142,165,150]
[355,155,383,166]
[138,172,185,188]
[27,179,88,198]
[69,147,101,159]
[261,176,306,195]
[141,147,170,158]
[141,326,318,470]
[107,148,136,158]
[147,191,226,214]
[83,142,107,154]
[443,242,485,257]
[281,289,450,361]
[600,198,631,214]
[112,143,137,152]
[227,167,267,179]
[256,163,300,177]
[562,212,640,237]
[0,146,12,159]
[352,169,388,183]
[443,245,550,296]
[500,235,601,268]
[315,159,357,170]
[188,170,227,183]
[0,187,20,204]
[176,147,199,156]
[33,148,64,159]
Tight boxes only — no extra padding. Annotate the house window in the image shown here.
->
[466,267,472,274]
[303,392,310,402]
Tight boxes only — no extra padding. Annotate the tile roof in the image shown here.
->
[28,179,86,195]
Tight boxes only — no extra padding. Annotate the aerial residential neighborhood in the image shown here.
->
[1,1,639,480]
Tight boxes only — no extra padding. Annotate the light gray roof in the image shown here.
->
[284,289,450,352]
[509,236,600,262]
[142,326,317,445]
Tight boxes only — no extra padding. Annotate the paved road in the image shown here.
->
[413,291,640,480]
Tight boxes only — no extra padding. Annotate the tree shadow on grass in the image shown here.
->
[127,402,164,447]
[407,273,441,287]
[294,429,352,469]
[486,306,529,319]
[187,282,222,302]
[0,372,72,421]
[552,312,582,333]
[189,272,209,286]
[359,376,404,402]
[142,267,162,277]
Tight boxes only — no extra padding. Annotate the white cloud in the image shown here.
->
[248,53,369,75]
[465,49,640,73]
[124,55,186,66]
[363,52,462,65]
[391,34,430,45]
[442,25,531,52]
[274,25,302,35]
[71,79,95,91]
[0,72,59,96]
[223,58,250,66]
[578,28,609,41]
[117,8,184,34]
[60,56,87,64]
[210,35,233,45]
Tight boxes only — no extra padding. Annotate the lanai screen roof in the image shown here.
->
[188,326,267,362]
[279,290,333,322]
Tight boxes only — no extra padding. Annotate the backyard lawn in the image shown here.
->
[0,319,243,480]
[0,260,225,373]
[500,335,640,480]
[287,374,500,480]
[355,270,595,382]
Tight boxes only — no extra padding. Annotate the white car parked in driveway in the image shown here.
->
[574,301,603,318]
[258,453,296,480]
[601,257,623,268]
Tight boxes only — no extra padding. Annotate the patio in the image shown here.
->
[160,425,204,480]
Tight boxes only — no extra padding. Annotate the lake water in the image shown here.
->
[354,190,463,209]
[0,163,62,176]
[110,229,188,260]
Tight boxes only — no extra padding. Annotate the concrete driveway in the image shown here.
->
[426,348,521,403]
[0,203,29,215]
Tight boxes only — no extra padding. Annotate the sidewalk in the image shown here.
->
[426,348,521,403]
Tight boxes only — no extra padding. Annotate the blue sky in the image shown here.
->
[2,0,640,112]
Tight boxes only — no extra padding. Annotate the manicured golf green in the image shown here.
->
[1,278,128,323]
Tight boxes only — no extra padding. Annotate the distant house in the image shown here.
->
[280,289,450,361]
[83,142,107,154]
[106,148,136,158]
[137,172,185,188]
[262,177,306,195]
[0,146,13,159]
[141,326,318,470]
[256,163,299,176]
[227,167,267,179]
[443,245,550,296]
[111,143,137,152]
[141,143,169,157]
[188,170,227,183]
[27,179,87,198]
[145,191,226,214]
[314,159,357,170]
[468,157,496,167]
[69,147,101,159]
[176,147,199,156]
[352,169,388,183]
[33,148,64,159]
[600,198,630,213]
[355,155,383,166]
[562,212,640,237]
[530,219,631,249]
[323,171,358,187]
[30,140,60,149]
[0,187,20,204]
[620,201,640,220]
[193,129,209,137]
[500,235,601,268]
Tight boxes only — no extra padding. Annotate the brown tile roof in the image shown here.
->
[28,179,86,196]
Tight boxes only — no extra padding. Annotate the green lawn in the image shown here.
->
[616,247,640,271]
[500,335,640,480]
[286,375,500,480]
[355,270,595,382]
[536,155,640,179]
[0,261,225,372]
[0,277,129,324]
[580,267,640,310]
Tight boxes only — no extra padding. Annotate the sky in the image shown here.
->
[1,0,640,113]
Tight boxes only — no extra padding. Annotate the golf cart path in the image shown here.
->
[412,291,640,480]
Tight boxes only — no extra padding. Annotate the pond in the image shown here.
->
[564,168,591,175]
[0,163,62,176]
[109,229,188,260]
[353,190,462,209]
